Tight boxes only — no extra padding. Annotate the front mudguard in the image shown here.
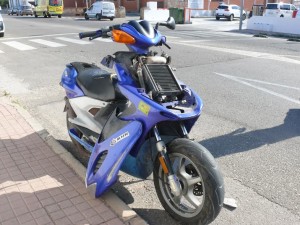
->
[86,120,142,197]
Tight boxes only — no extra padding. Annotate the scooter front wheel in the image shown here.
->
[153,138,224,225]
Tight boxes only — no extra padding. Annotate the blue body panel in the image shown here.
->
[86,121,142,196]
[61,65,84,98]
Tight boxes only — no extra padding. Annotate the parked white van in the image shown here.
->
[264,3,297,18]
[85,1,115,21]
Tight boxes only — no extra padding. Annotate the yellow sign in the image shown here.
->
[138,101,150,115]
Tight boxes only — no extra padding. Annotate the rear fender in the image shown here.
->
[60,64,84,98]
[86,120,142,197]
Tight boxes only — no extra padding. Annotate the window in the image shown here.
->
[49,0,62,6]
[218,5,228,9]
[280,4,290,10]
[266,4,278,9]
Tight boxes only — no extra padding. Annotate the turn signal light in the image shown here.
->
[112,30,135,44]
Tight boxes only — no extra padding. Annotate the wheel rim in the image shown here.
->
[158,153,205,218]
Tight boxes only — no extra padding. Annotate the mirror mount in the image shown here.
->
[155,17,176,30]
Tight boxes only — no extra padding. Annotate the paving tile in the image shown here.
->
[49,210,66,221]
[44,204,60,214]
[105,217,125,225]
[52,192,68,203]
[31,208,48,219]
[13,205,30,217]
[70,195,85,205]
[40,197,56,207]
[75,201,91,212]
[62,205,79,216]
[53,217,72,225]
[58,199,74,209]
[36,191,52,201]
[81,208,98,218]
[2,217,19,225]
[17,212,34,224]
[100,210,117,221]
[68,212,86,224]
[0,209,16,222]
[35,215,53,225]
[87,215,105,224]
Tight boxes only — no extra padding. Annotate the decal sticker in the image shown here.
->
[110,131,130,146]
[138,101,150,115]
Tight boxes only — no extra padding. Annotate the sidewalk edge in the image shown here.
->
[1,96,148,225]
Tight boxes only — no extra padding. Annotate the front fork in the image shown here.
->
[153,124,187,197]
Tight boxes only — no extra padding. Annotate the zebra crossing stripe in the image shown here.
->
[0,50,3,53]
[2,41,36,51]
[30,39,66,47]
[56,37,92,45]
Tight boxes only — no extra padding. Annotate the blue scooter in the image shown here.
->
[60,17,224,224]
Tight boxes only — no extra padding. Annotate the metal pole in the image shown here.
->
[239,0,244,30]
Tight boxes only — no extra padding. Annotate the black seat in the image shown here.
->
[128,20,155,39]
[71,62,116,101]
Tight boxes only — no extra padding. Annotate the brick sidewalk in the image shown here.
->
[0,101,126,225]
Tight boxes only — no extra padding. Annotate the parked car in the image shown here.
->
[8,7,18,15]
[84,1,115,21]
[215,4,246,21]
[17,5,33,16]
[263,3,297,18]
[0,13,5,37]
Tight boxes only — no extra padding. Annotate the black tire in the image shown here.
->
[84,13,89,20]
[216,16,220,20]
[66,104,90,167]
[153,138,224,225]
[96,13,102,20]
[228,14,233,21]
[110,17,113,21]
[58,15,62,18]
[0,33,4,37]
[242,14,246,20]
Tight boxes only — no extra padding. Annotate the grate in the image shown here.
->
[143,64,182,99]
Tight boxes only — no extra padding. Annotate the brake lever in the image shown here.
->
[89,34,101,40]
[163,42,171,49]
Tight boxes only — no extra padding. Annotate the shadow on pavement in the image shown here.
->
[200,109,300,158]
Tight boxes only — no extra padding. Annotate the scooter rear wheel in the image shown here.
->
[66,106,90,167]
[153,138,224,225]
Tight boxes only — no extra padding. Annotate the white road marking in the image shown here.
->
[215,72,300,105]
[235,76,300,91]
[170,41,300,65]
[166,36,180,39]
[0,33,78,41]
[56,37,92,45]
[94,38,113,42]
[2,41,36,51]
[30,39,67,47]
[0,50,3,53]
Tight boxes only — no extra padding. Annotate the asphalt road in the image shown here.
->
[0,15,299,225]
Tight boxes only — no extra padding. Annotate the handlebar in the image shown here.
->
[79,27,112,40]
[79,31,99,39]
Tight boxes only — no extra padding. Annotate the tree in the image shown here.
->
[0,0,9,7]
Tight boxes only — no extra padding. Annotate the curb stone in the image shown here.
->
[1,96,148,225]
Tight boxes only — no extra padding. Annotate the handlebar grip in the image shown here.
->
[79,31,99,39]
